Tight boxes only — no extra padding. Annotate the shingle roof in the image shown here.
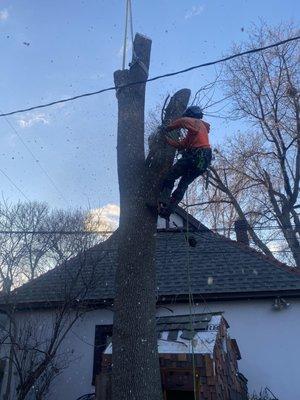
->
[3,208,300,308]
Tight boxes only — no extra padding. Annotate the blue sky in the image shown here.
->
[0,0,299,212]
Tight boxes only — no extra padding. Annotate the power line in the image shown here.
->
[50,245,299,255]
[0,169,30,201]
[199,224,299,232]
[0,240,290,255]
[1,114,70,206]
[0,229,295,254]
[0,223,297,234]
[1,36,299,118]
[0,230,113,235]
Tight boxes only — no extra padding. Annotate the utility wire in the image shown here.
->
[0,224,297,235]
[0,231,296,254]
[1,114,70,206]
[72,246,299,255]
[0,237,291,255]
[0,230,114,235]
[0,169,30,201]
[1,35,299,118]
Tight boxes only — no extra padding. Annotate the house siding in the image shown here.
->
[1,298,299,400]
[0,309,114,400]
[166,299,300,400]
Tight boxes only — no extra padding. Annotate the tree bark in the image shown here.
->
[112,33,190,400]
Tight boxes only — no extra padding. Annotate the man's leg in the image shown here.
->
[168,168,200,213]
[164,148,212,215]
[159,158,189,204]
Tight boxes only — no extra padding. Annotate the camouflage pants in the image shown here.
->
[160,147,212,206]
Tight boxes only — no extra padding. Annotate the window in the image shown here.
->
[92,325,113,385]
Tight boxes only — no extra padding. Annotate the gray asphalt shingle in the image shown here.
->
[5,209,300,307]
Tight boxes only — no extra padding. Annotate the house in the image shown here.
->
[1,207,300,400]
[98,313,248,400]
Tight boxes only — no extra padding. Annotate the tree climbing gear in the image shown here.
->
[122,0,149,76]
[122,0,134,70]
[158,148,212,219]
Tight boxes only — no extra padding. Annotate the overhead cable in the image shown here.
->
[1,35,299,118]
[1,115,70,205]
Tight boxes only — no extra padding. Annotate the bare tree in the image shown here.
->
[1,248,99,400]
[0,200,109,293]
[190,23,300,266]
[0,200,111,399]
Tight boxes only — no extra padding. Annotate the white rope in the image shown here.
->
[122,0,135,70]
[128,0,134,45]
[122,0,129,70]
[185,191,198,400]
[121,0,149,76]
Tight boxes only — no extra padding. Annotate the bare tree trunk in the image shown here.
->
[112,33,162,400]
[209,167,276,259]
[220,23,300,266]
[3,311,16,400]
[112,33,190,400]
[3,346,13,400]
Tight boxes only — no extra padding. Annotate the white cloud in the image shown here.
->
[86,204,120,232]
[185,5,204,20]
[18,113,50,128]
[0,9,9,21]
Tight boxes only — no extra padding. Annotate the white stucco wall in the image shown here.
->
[50,309,113,400]
[2,298,300,400]
[161,298,300,400]
[0,309,114,400]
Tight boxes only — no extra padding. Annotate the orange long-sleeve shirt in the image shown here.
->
[166,117,211,150]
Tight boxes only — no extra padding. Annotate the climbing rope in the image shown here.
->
[122,0,129,69]
[185,191,198,400]
[122,0,134,70]
[128,0,134,45]
[121,0,149,75]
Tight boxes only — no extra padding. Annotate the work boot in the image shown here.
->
[159,187,172,205]
[166,197,177,214]
[158,202,171,220]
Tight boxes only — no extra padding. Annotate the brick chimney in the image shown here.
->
[234,219,249,246]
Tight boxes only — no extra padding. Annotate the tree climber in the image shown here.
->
[158,106,212,219]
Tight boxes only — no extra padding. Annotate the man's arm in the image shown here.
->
[165,117,188,132]
[165,117,192,149]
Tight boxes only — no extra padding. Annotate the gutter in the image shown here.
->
[2,288,300,312]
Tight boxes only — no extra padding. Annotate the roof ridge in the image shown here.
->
[2,211,300,308]
[8,233,118,299]
[205,229,299,276]
[174,206,210,232]
[165,207,298,275]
